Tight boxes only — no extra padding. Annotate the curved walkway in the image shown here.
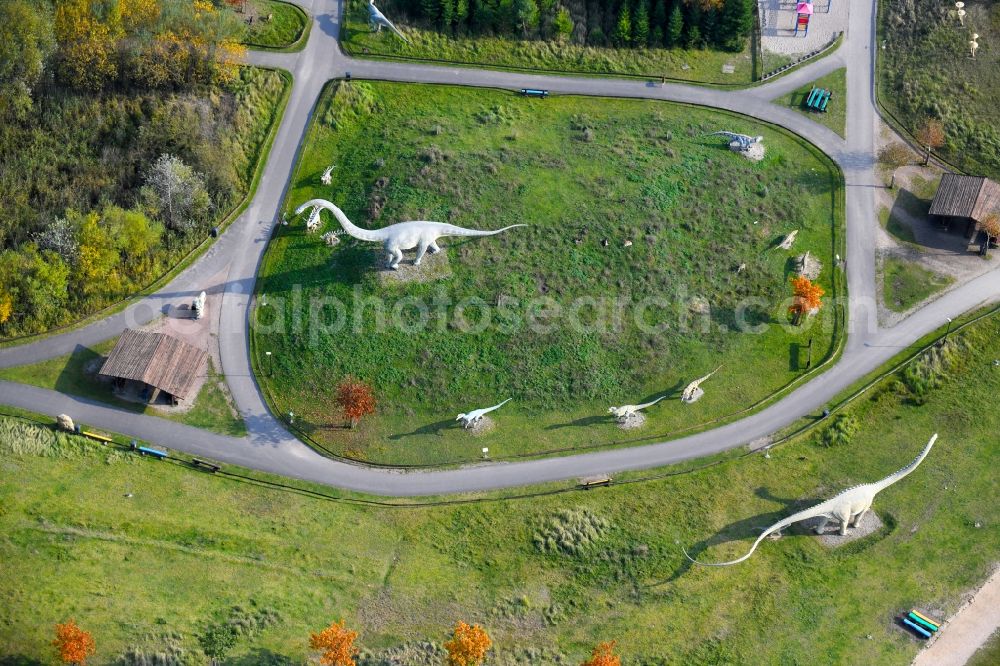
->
[1,0,999,496]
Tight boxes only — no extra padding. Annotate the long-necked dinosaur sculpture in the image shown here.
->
[295,199,526,269]
[367,1,409,42]
[684,433,937,566]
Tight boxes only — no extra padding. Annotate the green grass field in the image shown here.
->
[881,257,953,312]
[242,0,308,50]
[878,0,1000,178]
[341,5,754,84]
[2,310,998,663]
[254,81,844,466]
[0,338,246,437]
[785,68,846,138]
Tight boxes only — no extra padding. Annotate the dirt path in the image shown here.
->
[912,568,1000,666]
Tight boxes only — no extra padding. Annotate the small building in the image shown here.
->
[928,173,1000,237]
[99,329,207,405]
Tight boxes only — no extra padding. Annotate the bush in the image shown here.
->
[533,508,609,555]
[818,413,859,447]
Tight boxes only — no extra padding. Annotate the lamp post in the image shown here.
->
[265,351,272,376]
[940,317,954,346]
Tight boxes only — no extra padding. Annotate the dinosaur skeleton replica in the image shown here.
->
[608,396,665,423]
[367,1,409,42]
[457,399,512,429]
[709,131,764,153]
[685,434,938,566]
[682,366,721,403]
[295,199,526,269]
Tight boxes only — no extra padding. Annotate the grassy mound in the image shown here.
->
[255,81,843,465]
[242,0,308,49]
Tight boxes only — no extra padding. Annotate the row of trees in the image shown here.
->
[385,0,754,51]
[52,617,623,666]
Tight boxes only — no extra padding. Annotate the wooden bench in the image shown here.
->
[578,474,612,489]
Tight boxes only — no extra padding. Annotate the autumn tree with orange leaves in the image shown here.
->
[915,119,945,166]
[581,641,621,666]
[444,622,492,666]
[53,619,96,665]
[335,376,376,428]
[309,619,359,666]
[789,276,825,324]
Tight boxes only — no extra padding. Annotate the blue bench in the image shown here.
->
[520,88,549,98]
[136,445,168,459]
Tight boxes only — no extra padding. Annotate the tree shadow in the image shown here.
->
[652,487,826,583]
[389,417,459,440]
[0,657,46,666]
[789,342,801,371]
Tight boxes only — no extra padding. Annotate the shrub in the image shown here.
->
[818,413,859,447]
[533,508,609,555]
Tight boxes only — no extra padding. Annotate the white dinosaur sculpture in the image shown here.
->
[321,165,335,185]
[685,434,937,566]
[709,131,764,153]
[367,0,409,42]
[457,399,512,429]
[682,366,721,403]
[295,199,526,269]
[608,396,665,423]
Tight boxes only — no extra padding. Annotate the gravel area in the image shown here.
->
[760,0,846,56]
[912,567,1000,666]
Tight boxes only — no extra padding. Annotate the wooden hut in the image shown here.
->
[928,174,1000,237]
[99,329,207,405]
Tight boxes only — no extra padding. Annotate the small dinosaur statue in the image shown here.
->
[367,0,409,42]
[709,131,764,153]
[684,434,937,566]
[457,399,512,429]
[295,199,526,269]
[682,366,721,403]
[608,396,665,423]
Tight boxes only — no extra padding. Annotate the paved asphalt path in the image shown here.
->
[1,0,998,496]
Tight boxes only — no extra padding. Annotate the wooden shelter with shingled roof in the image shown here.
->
[99,329,207,405]
[928,173,1000,237]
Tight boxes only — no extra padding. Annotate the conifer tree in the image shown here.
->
[633,0,650,47]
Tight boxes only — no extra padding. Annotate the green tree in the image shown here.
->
[454,0,469,29]
[198,625,238,666]
[632,0,650,46]
[718,0,753,51]
[514,0,539,34]
[0,0,54,119]
[650,0,666,46]
[613,2,632,46]
[103,206,163,281]
[666,0,683,46]
[21,245,70,328]
[684,3,702,48]
[553,6,573,41]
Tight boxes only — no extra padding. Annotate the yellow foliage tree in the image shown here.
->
[75,211,121,298]
[309,619,359,666]
[54,0,117,89]
[444,622,491,666]
[0,292,12,325]
[789,275,825,324]
[119,0,160,30]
